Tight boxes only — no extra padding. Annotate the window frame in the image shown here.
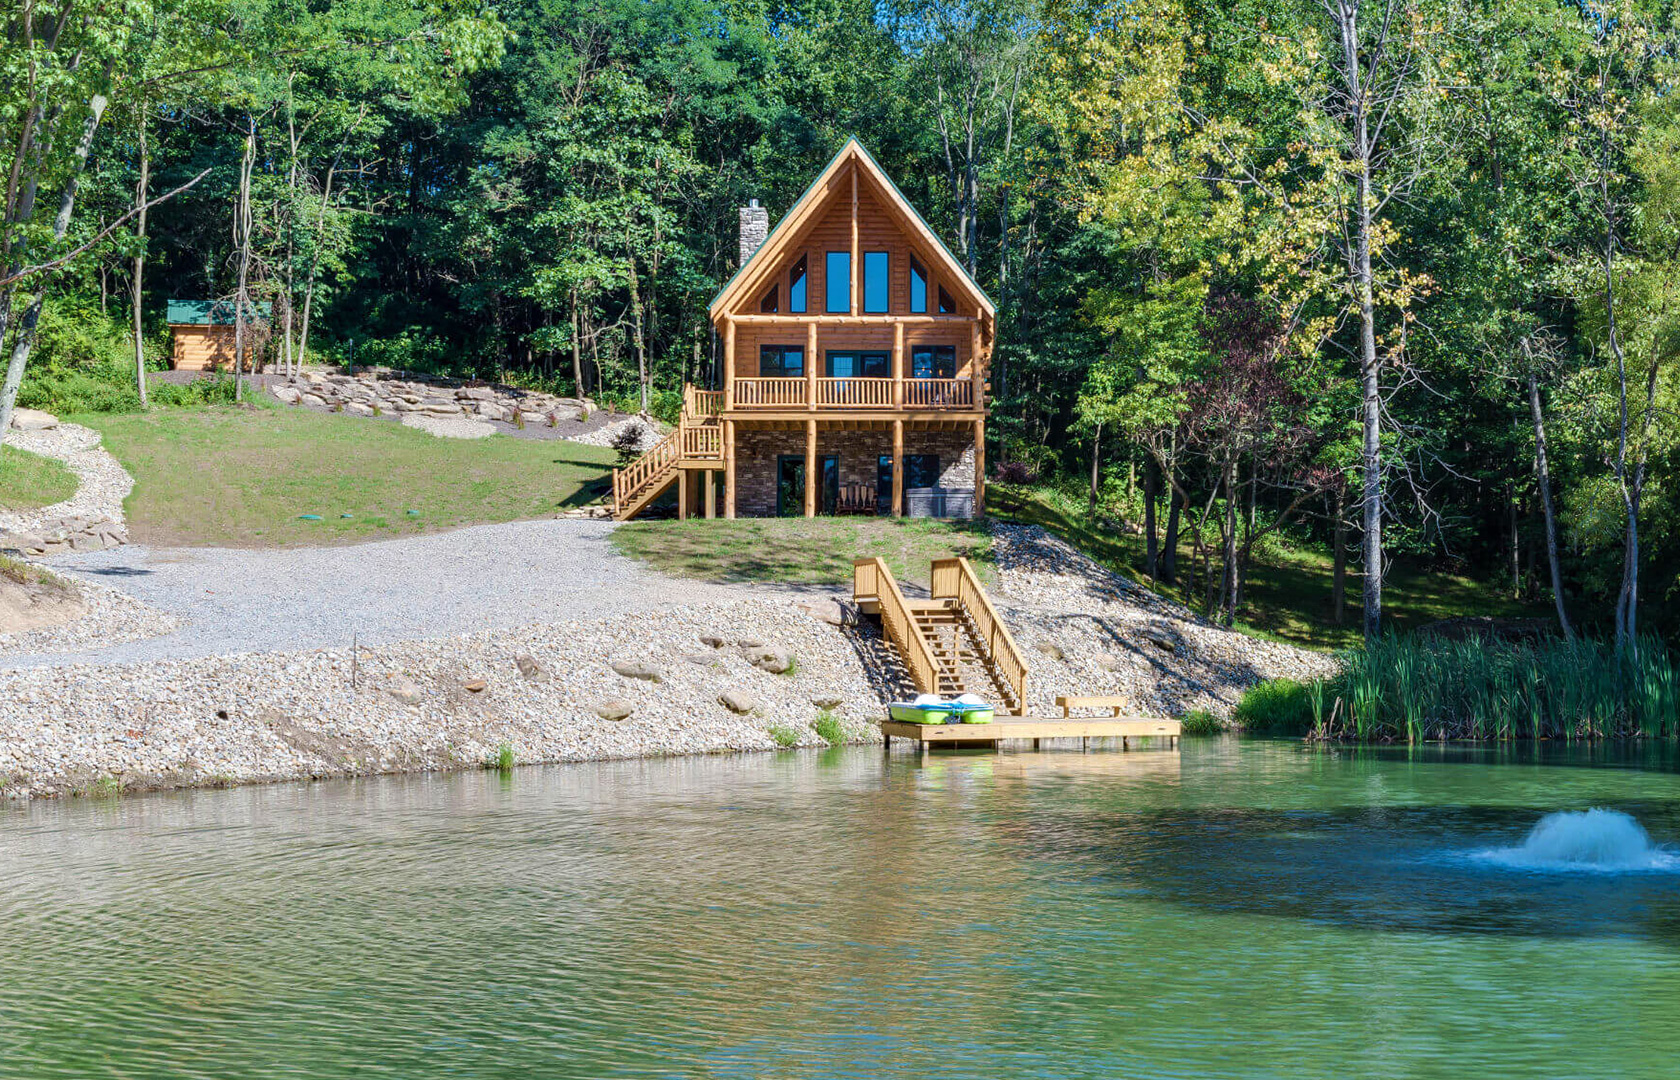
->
[789,255,807,314]
[825,251,851,314]
[910,344,957,380]
[862,251,889,313]
[824,350,890,378]
[759,344,805,379]
[909,255,927,314]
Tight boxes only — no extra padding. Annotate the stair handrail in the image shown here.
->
[612,429,679,514]
[931,556,1028,712]
[853,558,940,697]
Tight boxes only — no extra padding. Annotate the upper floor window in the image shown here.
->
[760,284,779,314]
[760,345,804,378]
[938,285,956,315]
[825,252,851,313]
[789,256,807,313]
[863,251,889,313]
[909,255,927,314]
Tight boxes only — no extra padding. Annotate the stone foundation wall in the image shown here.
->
[733,427,975,517]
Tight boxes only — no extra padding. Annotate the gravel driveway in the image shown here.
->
[8,520,769,667]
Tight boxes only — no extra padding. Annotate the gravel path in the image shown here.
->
[0,422,131,535]
[5,519,772,668]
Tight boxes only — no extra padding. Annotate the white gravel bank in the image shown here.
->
[0,422,132,535]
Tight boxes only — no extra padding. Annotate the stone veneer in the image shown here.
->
[733,427,975,517]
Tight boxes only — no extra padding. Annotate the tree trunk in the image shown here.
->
[132,106,151,407]
[1332,485,1348,625]
[296,158,340,370]
[1162,483,1181,586]
[1221,453,1238,626]
[570,289,583,398]
[626,253,648,413]
[1144,456,1160,580]
[0,92,108,437]
[233,127,255,404]
[1088,422,1102,518]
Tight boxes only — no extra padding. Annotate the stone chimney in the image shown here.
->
[738,199,769,267]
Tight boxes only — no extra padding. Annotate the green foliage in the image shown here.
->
[1231,680,1314,737]
[1318,634,1680,742]
[486,742,516,771]
[21,361,239,415]
[767,723,802,749]
[811,710,844,745]
[1178,709,1222,737]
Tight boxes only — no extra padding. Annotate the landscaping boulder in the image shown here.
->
[514,654,546,681]
[300,393,328,408]
[386,675,424,704]
[463,678,487,693]
[271,386,301,404]
[742,646,794,674]
[1139,626,1178,653]
[593,699,634,721]
[737,638,765,649]
[700,634,727,648]
[797,597,859,627]
[1092,651,1125,672]
[9,408,58,431]
[811,695,846,710]
[1035,641,1066,661]
[718,690,759,714]
[610,660,664,683]
[345,402,375,417]
[683,653,722,668]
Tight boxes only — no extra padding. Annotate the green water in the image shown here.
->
[4,740,1680,1078]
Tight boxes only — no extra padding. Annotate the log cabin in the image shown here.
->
[167,299,270,372]
[612,138,994,521]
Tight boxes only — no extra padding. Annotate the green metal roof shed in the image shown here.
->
[167,299,272,325]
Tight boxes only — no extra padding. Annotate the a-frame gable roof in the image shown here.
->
[708,137,996,320]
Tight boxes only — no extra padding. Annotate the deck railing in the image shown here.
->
[612,428,679,514]
[680,422,722,459]
[817,377,893,408]
[854,557,940,697]
[733,377,807,408]
[685,386,723,417]
[902,378,973,409]
[931,556,1027,712]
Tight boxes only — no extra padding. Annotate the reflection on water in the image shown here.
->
[2,741,1679,1079]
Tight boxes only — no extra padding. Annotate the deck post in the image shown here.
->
[804,418,817,518]
[704,469,716,519]
[807,322,818,410]
[724,421,736,519]
[973,418,985,515]
[892,322,904,408]
[678,469,689,521]
[723,316,735,411]
[891,419,904,517]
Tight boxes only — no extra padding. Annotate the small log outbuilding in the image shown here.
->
[167,299,271,372]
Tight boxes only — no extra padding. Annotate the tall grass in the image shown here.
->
[1312,633,1680,742]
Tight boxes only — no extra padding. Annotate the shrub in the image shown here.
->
[811,709,844,745]
[486,742,516,770]
[1233,679,1315,736]
[767,723,802,749]
[993,460,1039,485]
[1179,709,1222,736]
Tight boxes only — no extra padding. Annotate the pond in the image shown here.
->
[3,740,1679,1078]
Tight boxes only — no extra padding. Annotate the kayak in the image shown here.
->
[887,694,994,725]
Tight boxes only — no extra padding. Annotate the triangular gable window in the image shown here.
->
[760,284,779,313]
[789,255,807,313]
[938,285,956,315]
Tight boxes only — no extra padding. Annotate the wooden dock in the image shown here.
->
[880,716,1181,752]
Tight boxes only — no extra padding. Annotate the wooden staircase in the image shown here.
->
[853,557,1028,715]
[611,388,724,520]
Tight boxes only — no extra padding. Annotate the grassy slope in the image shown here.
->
[0,445,78,511]
[80,404,616,547]
[609,517,992,590]
[988,484,1544,652]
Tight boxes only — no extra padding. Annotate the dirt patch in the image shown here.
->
[0,557,84,636]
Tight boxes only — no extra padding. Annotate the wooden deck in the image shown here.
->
[880,715,1181,751]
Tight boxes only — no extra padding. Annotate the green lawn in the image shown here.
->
[609,516,993,589]
[988,484,1545,652]
[79,405,616,547]
[0,445,78,511]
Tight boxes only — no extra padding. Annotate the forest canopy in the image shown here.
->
[2,0,1677,643]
